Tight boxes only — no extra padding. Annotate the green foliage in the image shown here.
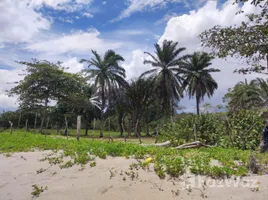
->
[162,113,225,145]
[31,184,48,197]
[141,40,187,116]
[60,160,74,169]
[90,161,96,167]
[200,1,268,73]
[225,110,263,150]
[1,131,268,178]
[223,79,263,112]
[162,110,263,150]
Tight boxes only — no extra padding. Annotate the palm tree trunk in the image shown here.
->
[118,114,124,137]
[196,94,200,115]
[85,122,89,136]
[100,84,105,138]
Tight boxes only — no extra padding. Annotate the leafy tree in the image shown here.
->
[9,60,75,133]
[200,0,268,73]
[141,40,188,118]
[181,52,220,115]
[80,50,126,137]
[223,79,263,112]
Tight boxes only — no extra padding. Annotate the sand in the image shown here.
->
[1,151,268,200]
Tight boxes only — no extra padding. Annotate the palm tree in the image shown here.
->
[126,78,154,139]
[224,79,263,112]
[140,40,188,118]
[80,50,126,137]
[181,52,220,115]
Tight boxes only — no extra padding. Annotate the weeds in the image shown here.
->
[31,184,48,197]
[60,160,74,169]
[36,168,46,174]
[90,161,96,167]
[1,132,268,179]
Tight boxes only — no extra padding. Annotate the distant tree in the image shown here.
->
[223,79,263,112]
[80,50,126,137]
[181,52,220,115]
[141,40,188,118]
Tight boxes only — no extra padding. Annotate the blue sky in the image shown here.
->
[0,0,263,112]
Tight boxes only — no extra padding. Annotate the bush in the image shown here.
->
[161,110,263,150]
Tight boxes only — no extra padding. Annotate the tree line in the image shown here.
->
[3,41,220,138]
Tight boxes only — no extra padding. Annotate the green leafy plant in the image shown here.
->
[31,184,48,197]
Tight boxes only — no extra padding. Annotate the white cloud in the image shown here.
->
[75,0,93,4]
[114,29,152,36]
[62,57,84,73]
[102,1,107,5]
[0,68,24,110]
[159,1,261,51]
[113,0,182,22]
[155,12,177,25]
[58,17,74,24]
[82,12,94,18]
[26,29,123,55]
[28,0,93,11]
[122,49,153,79]
[0,0,51,44]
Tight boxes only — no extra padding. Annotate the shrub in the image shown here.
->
[161,110,263,150]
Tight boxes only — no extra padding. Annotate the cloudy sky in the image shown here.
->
[0,0,263,112]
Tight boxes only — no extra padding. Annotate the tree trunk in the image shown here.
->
[85,122,89,136]
[34,112,38,132]
[46,116,50,129]
[40,117,45,134]
[25,119,29,132]
[108,118,113,143]
[92,118,95,139]
[18,111,22,129]
[76,115,81,141]
[24,119,28,136]
[9,121,13,134]
[100,84,105,138]
[40,97,48,134]
[134,119,142,144]
[196,95,200,115]
[127,118,131,137]
[119,115,124,137]
[146,122,150,136]
[64,116,68,138]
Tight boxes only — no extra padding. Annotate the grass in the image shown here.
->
[1,131,268,178]
[14,128,156,144]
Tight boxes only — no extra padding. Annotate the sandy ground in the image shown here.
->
[1,151,268,200]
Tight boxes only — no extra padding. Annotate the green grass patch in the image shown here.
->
[1,131,268,178]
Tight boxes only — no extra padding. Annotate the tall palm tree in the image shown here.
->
[140,40,188,118]
[181,52,220,115]
[224,79,263,112]
[80,50,126,137]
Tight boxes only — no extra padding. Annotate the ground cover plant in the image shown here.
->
[1,131,268,179]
